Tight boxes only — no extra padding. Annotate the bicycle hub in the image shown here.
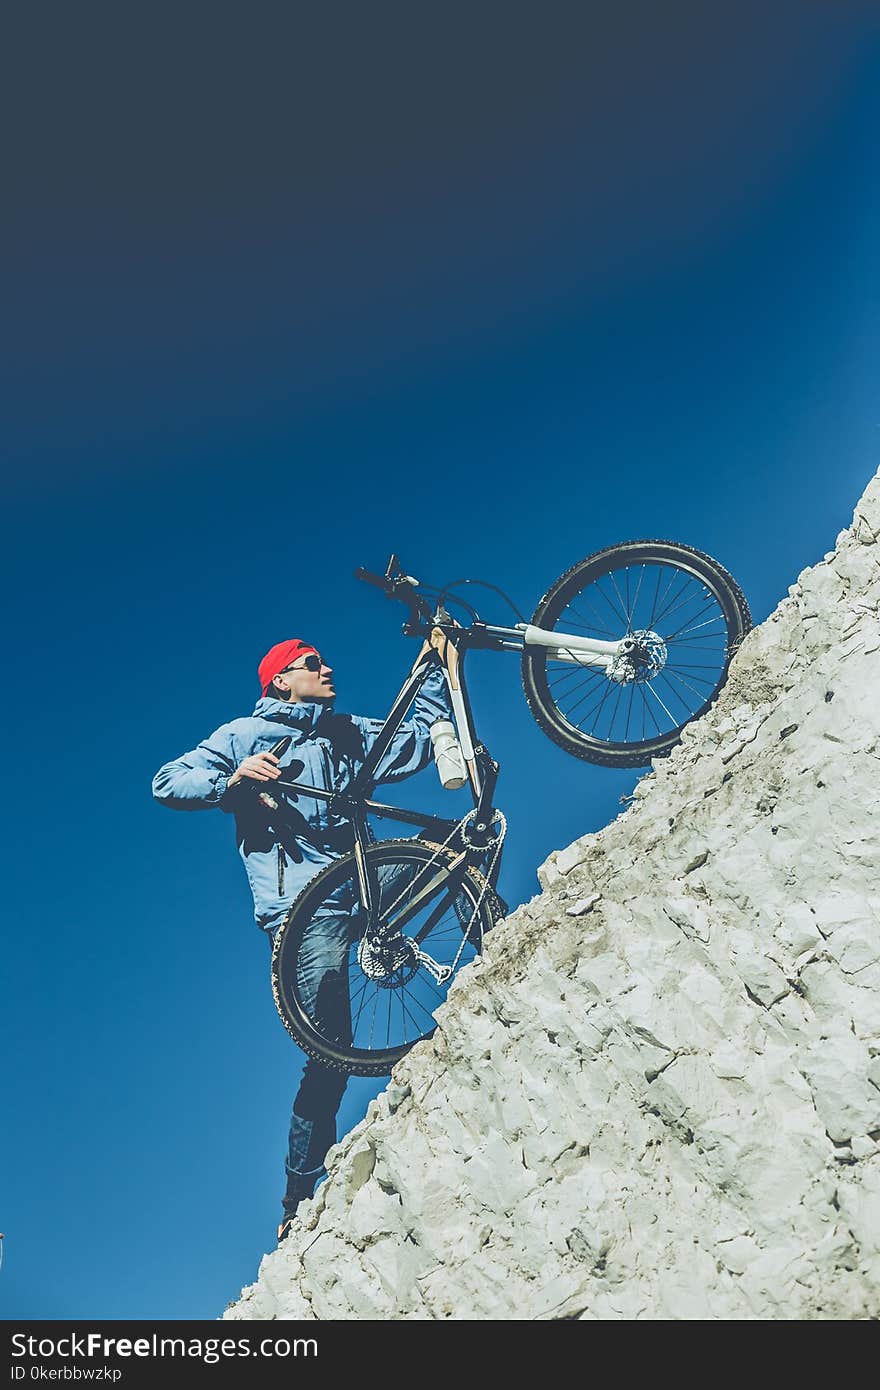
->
[608,630,668,684]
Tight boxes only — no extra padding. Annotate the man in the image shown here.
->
[152,636,452,1241]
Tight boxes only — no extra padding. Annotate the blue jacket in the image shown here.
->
[152,669,452,932]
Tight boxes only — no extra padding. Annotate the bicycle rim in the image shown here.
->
[272,839,497,1076]
[522,540,751,767]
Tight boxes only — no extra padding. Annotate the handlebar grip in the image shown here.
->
[354,566,391,593]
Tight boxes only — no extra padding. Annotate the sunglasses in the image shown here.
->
[281,653,323,674]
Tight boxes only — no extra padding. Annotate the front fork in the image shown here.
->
[480,622,637,669]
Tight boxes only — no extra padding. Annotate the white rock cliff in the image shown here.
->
[225,468,880,1320]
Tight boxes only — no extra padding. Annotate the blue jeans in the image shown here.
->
[272,859,418,1222]
[275,894,353,1220]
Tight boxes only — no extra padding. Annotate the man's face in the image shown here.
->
[271,651,335,704]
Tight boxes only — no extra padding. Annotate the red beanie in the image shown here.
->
[258,639,319,696]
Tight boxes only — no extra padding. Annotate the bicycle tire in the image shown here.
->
[271,838,501,1076]
[522,539,751,767]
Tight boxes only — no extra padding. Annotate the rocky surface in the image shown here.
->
[224,468,880,1320]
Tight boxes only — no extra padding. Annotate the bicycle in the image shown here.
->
[269,540,751,1076]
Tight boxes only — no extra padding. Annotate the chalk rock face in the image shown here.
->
[224,469,880,1321]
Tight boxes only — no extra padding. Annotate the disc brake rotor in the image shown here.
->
[608,629,667,684]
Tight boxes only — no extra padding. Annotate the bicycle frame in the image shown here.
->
[267,612,633,925]
[267,628,490,917]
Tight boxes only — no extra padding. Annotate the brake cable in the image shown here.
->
[435,577,529,624]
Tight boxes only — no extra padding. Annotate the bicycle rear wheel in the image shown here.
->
[271,838,501,1076]
[522,539,751,767]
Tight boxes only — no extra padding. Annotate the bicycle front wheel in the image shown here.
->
[522,540,751,767]
[271,839,501,1076]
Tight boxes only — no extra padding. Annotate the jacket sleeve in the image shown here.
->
[356,666,454,784]
[152,723,240,811]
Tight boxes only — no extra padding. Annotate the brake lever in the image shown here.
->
[385,554,421,588]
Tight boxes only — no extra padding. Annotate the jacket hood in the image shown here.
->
[251,698,335,734]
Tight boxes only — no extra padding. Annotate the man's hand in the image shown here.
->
[228,752,282,787]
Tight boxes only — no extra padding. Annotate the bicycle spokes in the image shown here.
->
[546,564,731,743]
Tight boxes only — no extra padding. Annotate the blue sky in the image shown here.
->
[2,5,878,1319]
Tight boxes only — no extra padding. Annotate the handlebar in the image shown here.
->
[355,559,433,634]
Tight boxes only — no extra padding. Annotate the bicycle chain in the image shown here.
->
[440,809,507,981]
